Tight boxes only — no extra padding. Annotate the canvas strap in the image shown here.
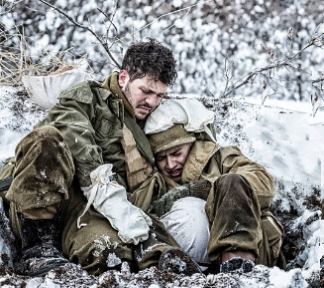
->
[0,177,13,192]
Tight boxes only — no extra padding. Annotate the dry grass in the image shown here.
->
[0,33,89,86]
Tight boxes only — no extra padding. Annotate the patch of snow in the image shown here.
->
[269,267,308,287]
[107,253,122,268]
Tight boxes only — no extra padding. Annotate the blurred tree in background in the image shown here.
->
[1,0,323,102]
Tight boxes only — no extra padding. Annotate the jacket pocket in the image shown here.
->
[94,113,123,139]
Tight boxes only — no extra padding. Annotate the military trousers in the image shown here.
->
[205,173,284,268]
[0,125,179,275]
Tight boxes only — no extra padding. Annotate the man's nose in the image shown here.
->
[145,94,161,108]
[166,156,176,169]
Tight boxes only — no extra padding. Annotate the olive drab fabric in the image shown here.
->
[0,157,15,206]
[0,72,179,274]
[159,140,284,268]
[121,116,153,192]
[6,126,74,219]
[35,75,126,189]
[128,170,167,213]
[206,174,262,263]
[0,126,74,240]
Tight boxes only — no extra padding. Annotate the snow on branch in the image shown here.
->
[0,0,23,16]
[221,24,324,99]
[312,75,324,86]
[38,0,121,69]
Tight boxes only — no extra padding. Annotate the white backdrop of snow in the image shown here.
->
[2,0,323,101]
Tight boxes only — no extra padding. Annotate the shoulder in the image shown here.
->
[218,145,244,156]
[58,80,113,104]
[193,141,219,157]
[182,141,219,181]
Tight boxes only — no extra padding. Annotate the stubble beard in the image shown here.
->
[123,82,132,103]
[123,83,150,121]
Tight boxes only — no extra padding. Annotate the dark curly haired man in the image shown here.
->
[0,39,201,277]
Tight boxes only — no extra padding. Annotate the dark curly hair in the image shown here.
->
[121,38,177,86]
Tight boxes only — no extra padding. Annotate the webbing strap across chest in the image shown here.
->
[123,110,154,166]
[0,177,13,192]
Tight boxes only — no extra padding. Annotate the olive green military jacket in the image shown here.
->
[36,73,154,190]
[165,140,275,210]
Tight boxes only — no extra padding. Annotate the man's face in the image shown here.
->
[118,70,168,120]
[154,143,193,183]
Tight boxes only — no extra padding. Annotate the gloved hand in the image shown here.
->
[153,179,211,217]
[79,164,152,245]
[153,184,190,217]
[189,179,211,200]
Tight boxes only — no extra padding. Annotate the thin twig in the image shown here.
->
[118,0,213,41]
[0,0,23,16]
[312,76,324,84]
[223,42,315,97]
[162,7,191,32]
[38,0,121,69]
[222,22,324,98]
[222,58,233,97]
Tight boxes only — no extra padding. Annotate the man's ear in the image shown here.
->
[118,70,129,88]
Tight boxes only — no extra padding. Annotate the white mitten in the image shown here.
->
[78,164,152,245]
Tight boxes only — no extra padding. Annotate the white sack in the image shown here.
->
[160,197,210,264]
[22,69,93,109]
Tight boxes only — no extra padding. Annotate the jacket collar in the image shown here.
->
[181,141,219,183]
[102,72,135,118]
[102,72,154,165]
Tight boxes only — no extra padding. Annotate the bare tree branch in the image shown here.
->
[312,75,324,94]
[38,0,121,69]
[222,33,323,98]
[97,7,118,42]
[0,0,23,16]
[223,61,282,97]
[97,0,120,50]
[118,0,214,42]
[162,6,191,32]
[221,58,234,97]
[312,76,324,85]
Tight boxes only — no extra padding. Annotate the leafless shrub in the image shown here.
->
[0,32,91,86]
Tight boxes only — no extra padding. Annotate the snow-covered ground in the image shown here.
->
[0,84,322,287]
[213,95,322,270]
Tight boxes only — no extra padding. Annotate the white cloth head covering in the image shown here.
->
[144,98,216,141]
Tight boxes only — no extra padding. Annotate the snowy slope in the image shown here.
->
[0,86,322,287]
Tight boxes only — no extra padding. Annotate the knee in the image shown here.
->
[16,125,67,158]
[28,125,64,143]
[217,173,251,190]
[214,174,256,205]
